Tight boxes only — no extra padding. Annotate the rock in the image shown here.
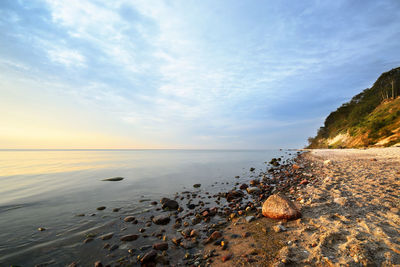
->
[221,254,232,262]
[187,203,196,209]
[226,190,244,202]
[153,242,168,250]
[151,201,157,205]
[180,240,196,249]
[323,160,331,165]
[120,234,139,241]
[67,262,78,267]
[262,194,301,220]
[292,164,300,170]
[38,227,46,231]
[101,177,124,181]
[273,225,287,233]
[249,179,259,186]
[334,197,347,206]
[112,208,120,212]
[181,228,192,238]
[250,167,255,172]
[300,179,309,185]
[246,187,261,194]
[94,261,103,267]
[96,206,106,211]
[160,197,170,204]
[99,233,114,240]
[83,238,94,243]
[109,244,119,251]
[245,216,255,223]
[235,176,240,178]
[162,199,179,210]
[239,184,248,190]
[124,216,135,222]
[242,232,251,238]
[210,231,222,240]
[152,215,171,225]
[190,229,198,237]
[141,250,157,264]
[193,184,201,188]
[172,237,182,246]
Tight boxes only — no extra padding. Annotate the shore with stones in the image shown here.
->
[203,148,400,266]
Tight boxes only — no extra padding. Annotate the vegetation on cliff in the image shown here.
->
[308,67,400,148]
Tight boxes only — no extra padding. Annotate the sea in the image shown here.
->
[0,149,296,266]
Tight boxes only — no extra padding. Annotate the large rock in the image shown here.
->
[262,194,301,220]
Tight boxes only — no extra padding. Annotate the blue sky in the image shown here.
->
[1,0,400,149]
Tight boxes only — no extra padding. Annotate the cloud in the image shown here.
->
[47,48,86,67]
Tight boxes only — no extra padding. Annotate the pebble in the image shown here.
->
[193,184,201,188]
[152,215,171,225]
[38,227,46,231]
[120,234,139,241]
[96,206,106,211]
[99,233,114,240]
[123,216,135,222]
[221,253,232,262]
[245,216,255,223]
[94,261,103,267]
[141,250,157,264]
[273,225,287,233]
[153,242,168,250]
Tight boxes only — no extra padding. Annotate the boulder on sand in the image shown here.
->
[262,194,301,220]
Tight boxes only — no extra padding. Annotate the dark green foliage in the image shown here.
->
[308,67,400,148]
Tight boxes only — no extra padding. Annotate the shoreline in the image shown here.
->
[205,148,400,266]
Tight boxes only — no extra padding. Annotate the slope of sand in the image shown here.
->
[205,148,400,266]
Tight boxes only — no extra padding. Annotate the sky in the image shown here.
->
[1,0,400,149]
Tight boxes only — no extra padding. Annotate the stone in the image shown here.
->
[152,215,171,225]
[124,216,135,222]
[112,208,121,212]
[160,197,170,204]
[38,227,46,231]
[120,234,139,241]
[97,206,106,211]
[221,254,232,262]
[193,184,201,188]
[180,240,196,249]
[245,216,255,223]
[141,250,157,264]
[250,167,255,172]
[99,233,114,240]
[172,237,182,246]
[162,199,179,210]
[323,160,331,165]
[94,261,103,267]
[273,225,287,233]
[153,242,168,250]
[83,238,94,243]
[109,244,119,251]
[262,194,301,220]
[101,177,123,181]
[226,190,244,202]
[334,197,347,206]
[300,179,309,185]
[239,184,248,190]
[246,187,261,194]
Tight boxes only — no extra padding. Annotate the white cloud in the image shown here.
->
[48,48,86,67]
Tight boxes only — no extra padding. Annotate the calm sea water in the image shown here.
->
[0,149,294,265]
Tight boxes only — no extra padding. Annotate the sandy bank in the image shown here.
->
[206,148,400,266]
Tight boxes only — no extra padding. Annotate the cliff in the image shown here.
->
[308,67,400,148]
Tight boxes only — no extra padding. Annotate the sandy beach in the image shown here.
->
[206,148,400,266]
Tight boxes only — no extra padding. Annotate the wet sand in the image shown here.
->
[206,148,400,266]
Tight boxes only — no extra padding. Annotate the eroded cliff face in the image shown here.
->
[308,67,400,148]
